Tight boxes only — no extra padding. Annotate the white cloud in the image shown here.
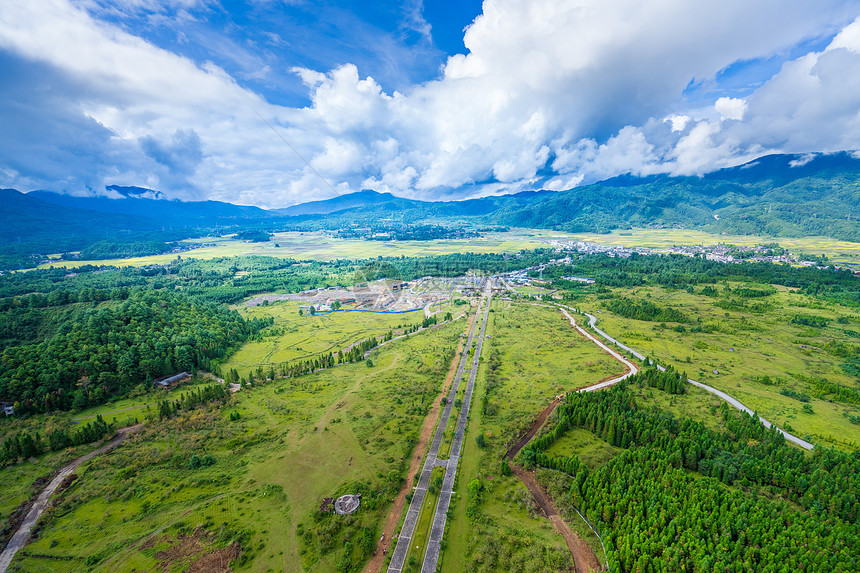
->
[714,97,746,121]
[2,0,860,206]
[664,114,690,132]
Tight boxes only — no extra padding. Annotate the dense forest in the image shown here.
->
[520,368,860,572]
[0,288,263,414]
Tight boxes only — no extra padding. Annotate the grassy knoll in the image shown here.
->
[438,300,622,573]
[568,228,860,265]
[225,300,418,374]
[579,283,860,449]
[36,229,575,270]
[5,320,461,573]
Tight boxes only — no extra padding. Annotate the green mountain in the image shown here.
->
[2,151,859,270]
[490,152,860,239]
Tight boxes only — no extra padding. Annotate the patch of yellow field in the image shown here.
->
[37,229,580,269]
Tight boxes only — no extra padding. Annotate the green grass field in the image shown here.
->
[438,300,623,573]
[36,229,579,270]
[5,318,463,572]
[223,300,420,374]
[578,283,860,450]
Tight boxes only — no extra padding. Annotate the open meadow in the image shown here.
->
[439,301,624,573]
[3,316,464,572]
[575,283,860,450]
[224,300,426,375]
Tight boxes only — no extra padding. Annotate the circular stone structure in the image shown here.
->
[334,494,361,515]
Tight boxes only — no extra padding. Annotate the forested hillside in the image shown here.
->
[491,152,860,239]
[0,289,259,414]
[521,370,860,572]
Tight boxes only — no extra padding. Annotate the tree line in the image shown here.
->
[1,415,113,466]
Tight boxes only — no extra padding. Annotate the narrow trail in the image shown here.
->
[560,309,639,392]
[362,313,476,573]
[510,464,601,573]
[0,424,143,573]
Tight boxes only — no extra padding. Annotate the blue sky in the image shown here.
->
[2,1,860,207]
[92,0,484,107]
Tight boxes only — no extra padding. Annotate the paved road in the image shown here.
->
[421,286,493,573]
[386,296,485,573]
[0,424,143,573]
[558,304,814,451]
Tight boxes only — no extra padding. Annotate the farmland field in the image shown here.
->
[568,228,860,265]
[36,229,576,270]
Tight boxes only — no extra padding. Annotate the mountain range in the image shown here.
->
[2,151,859,268]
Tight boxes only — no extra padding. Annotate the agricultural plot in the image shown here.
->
[4,320,462,572]
[36,229,575,270]
[579,284,860,450]
[568,228,860,265]
[439,301,624,573]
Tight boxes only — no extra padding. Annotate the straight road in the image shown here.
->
[421,284,493,573]
[386,292,487,573]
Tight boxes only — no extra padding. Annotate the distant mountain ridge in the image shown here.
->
[29,190,274,225]
[2,151,859,269]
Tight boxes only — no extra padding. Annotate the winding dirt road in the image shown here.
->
[0,424,143,573]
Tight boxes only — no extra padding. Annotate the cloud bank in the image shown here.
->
[1,0,860,206]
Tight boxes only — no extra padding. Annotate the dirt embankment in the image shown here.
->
[505,400,602,573]
[141,529,240,573]
[508,463,601,573]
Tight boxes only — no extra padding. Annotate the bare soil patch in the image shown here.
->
[141,529,240,573]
